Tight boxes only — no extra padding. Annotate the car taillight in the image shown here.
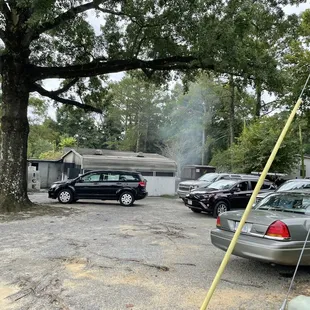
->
[265,221,290,239]
[216,216,221,227]
[139,181,146,187]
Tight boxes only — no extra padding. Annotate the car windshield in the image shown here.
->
[277,180,310,192]
[198,173,219,182]
[254,193,310,214]
[206,179,237,190]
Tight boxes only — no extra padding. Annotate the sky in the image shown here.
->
[43,1,310,119]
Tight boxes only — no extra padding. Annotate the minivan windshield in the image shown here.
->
[254,193,310,214]
[206,179,237,190]
[198,173,219,182]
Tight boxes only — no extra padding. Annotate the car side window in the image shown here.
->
[119,174,140,182]
[236,181,249,191]
[253,181,272,189]
[102,173,120,181]
[81,173,102,183]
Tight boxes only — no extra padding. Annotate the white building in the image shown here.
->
[288,155,310,179]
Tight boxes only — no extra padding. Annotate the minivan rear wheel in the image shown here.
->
[119,191,135,206]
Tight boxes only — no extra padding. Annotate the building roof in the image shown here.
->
[62,148,177,172]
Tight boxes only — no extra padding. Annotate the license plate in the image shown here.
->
[235,222,250,233]
[187,199,192,205]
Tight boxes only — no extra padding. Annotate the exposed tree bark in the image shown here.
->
[32,83,102,113]
[0,53,32,212]
[229,75,235,146]
[30,56,212,81]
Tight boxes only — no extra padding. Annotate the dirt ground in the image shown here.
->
[0,194,309,310]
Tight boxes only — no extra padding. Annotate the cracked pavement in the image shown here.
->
[0,194,309,309]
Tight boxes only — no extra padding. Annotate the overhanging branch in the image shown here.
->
[0,28,5,41]
[53,78,79,95]
[30,1,95,39]
[31,56,214,80]
[31,83,102,113]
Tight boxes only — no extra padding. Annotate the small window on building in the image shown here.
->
[155,172,174,177]
[31,163,39,171]
[138,171,153,177]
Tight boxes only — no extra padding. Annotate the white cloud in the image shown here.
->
[283,1,310,14]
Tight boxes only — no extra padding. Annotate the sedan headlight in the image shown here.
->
[51,184,57,189]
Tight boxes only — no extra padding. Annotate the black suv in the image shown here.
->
[184,178,274,217]
[48,170,148,206]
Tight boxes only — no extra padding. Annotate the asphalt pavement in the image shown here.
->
[0,194,309,310]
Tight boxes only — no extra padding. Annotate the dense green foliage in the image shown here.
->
[0,0,309,210]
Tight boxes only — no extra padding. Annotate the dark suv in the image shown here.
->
[184,178,274,217]
[48,170,148,206]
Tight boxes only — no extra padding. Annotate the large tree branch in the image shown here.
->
[31,56,214,80]
[0,28,5,41]
[30,1,95,39]
[31,83,102,113]
[53,78,79,95]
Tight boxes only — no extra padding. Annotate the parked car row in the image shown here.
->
[48,169,310,266]
[180,172,310,265]
[177,172,265,200]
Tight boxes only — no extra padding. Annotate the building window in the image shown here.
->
[31,163,39,171]
[138,171,154,176]
[155,172,174,177]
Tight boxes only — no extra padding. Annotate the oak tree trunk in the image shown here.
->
[0,53,32,212]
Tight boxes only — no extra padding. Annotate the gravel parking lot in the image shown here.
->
[0,194,309,310]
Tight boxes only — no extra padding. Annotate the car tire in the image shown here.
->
[58,189,74,204]
[119,191,135,207]
[191,208,201,213]
[213,201,229,218]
